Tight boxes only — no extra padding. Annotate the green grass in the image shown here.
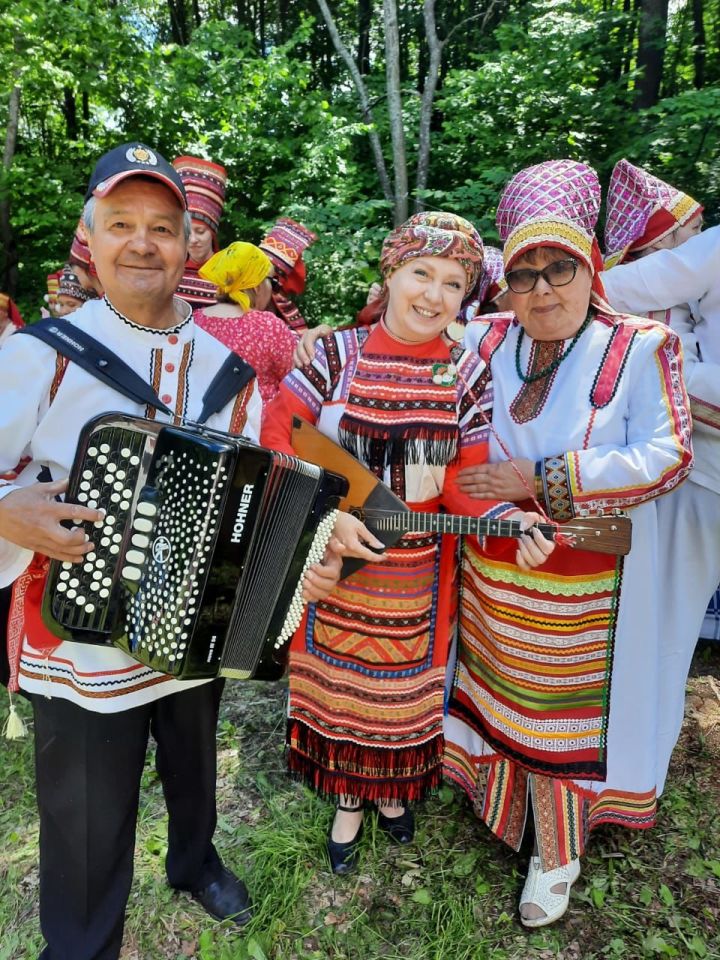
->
[2,645,720,960]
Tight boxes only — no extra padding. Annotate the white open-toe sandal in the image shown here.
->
[519,855,581,928]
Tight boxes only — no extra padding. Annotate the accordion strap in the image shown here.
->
[17,319,255,424]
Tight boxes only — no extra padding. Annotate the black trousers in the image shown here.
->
[32,679,225,960]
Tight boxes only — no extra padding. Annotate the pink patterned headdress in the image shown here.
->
[69,219,98,277]
[604,159,703,267]
[497,159,602,273]
[477,245,505,304]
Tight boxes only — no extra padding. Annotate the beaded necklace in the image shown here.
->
[515,310,593,384]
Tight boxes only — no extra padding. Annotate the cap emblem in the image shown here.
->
[126,145,157,166]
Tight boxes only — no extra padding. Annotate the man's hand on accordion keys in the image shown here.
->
[0,478,105,563]
[301,541,344,603]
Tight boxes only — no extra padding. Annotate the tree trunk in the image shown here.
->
[278,0,290,42]
[634,0,669,109]
[63,87,78,140]
[1,86,21,295]
[167,0,188,44]
[315,0,394,205]
[621,0,640,82]
[415,0,442,211]
[259,0,266,54]
[692,0,706,89]
[383,0,408,223]
[357,0,372,74]
[82,90,90,139]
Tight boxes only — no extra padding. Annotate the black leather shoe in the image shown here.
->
[191,866,253,926]
[327,806,364,875]
[377,806,415,844]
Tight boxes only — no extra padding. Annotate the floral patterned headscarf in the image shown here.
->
[379,211,484,295]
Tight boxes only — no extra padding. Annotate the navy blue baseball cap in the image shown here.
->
[85,143,187,207]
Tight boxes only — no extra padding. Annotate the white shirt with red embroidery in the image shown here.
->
[0,297,261,711]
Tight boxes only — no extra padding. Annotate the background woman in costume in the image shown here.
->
[260,216,317,332]
[262,211,555,876]
[445,159,693,927]
[194,241,299,408]
[601,163,719,793]
[172,155,228,309]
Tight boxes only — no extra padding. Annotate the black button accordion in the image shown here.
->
[41,413,348,681]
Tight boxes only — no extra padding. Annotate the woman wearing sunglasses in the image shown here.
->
[445,160,693,927]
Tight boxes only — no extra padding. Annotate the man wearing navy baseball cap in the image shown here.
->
[0,143,344,957]
[85,142,188,206]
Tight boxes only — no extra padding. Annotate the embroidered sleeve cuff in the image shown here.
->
[541,454,574,521]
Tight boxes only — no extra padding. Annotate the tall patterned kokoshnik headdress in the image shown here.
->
[496,158,605,299]
[172,155,227,239]
[260,217,317,296]
[603,159,703,268]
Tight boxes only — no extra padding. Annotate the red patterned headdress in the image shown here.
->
[380,211,484,294]
[172,155,227,235]
[0,292,23,329]
[260,217,317,296]
[68,219,98,277]
[497,159,605,298]
[604,159,703,267]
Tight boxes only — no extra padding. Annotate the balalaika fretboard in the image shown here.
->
[42,413,348,681]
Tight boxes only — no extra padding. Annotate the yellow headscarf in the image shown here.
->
[199,242,272,311]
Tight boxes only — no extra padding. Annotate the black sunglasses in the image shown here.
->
[505,258,579,294]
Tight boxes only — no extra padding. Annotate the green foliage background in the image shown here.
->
[1,0,719,326]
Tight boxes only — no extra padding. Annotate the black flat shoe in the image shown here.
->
[327,805,364,875]
[377,806,415,844]
[191,866,253,926]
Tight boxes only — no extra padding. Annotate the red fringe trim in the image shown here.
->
[287,719,444,803]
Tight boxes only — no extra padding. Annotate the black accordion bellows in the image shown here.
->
[42,413,347,681]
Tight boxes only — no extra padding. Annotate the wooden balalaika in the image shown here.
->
[290,416,632,571]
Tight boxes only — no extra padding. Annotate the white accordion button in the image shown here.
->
[122,566,142,582]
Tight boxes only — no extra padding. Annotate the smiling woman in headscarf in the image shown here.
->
[261,211,554,877]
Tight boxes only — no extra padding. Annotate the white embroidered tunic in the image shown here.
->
[0,297,261,711]
[445,311,692,864]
